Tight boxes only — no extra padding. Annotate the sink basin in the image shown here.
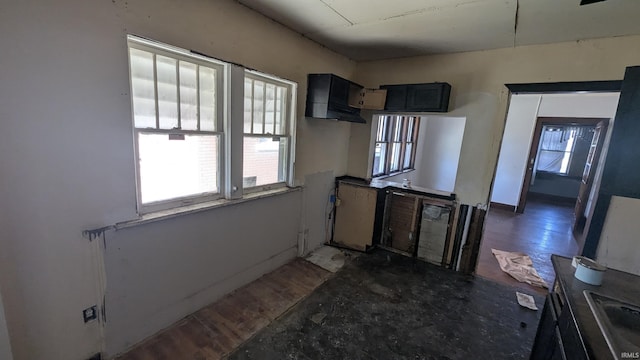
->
[584,291,640,359]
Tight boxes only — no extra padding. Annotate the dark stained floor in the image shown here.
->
[229,250,543,360]
[476,198,580,296]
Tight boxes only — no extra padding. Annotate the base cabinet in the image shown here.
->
[530,284,587,360]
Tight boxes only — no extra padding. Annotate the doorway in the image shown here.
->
[516,117,609,228]
[479,91,620,293]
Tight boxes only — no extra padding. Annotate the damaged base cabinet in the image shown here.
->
[331,178,460,268]
[332,181,384,251]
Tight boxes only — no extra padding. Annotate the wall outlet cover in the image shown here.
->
[83,305,98,323]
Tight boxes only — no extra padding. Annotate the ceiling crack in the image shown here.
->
[319,0,354,26]
[513,0,520,47]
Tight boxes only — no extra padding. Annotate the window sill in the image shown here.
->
[114,187,301,230]
[372,168,415,180]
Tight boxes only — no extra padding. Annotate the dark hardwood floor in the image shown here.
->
[476,198,580,296]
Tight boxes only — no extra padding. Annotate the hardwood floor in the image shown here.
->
[115,258,332,360]
[476,198,580,296]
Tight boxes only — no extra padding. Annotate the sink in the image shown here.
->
[584,291,640,359]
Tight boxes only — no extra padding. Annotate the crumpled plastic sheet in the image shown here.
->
[491,249,549,288]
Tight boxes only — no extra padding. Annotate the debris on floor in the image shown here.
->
[305,245,354,273]
[516,292,538,310]
[491,249,549,288]
[309,312,327,325]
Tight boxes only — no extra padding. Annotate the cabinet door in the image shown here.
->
[333,183,377,251]
[382,85,407,110]
[530,295,559,360]
[329,75,350,107]
[406,83,450,112]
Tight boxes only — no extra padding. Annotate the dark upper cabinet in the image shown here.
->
[305,74,365,123]
[381,82,451,112]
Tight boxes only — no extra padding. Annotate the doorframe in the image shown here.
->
[516,117,609,214]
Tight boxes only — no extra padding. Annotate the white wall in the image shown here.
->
[596,196,640,275]
[0,290,12,360]
[490,93,620,206]
[490,95,541,205]
[0,0,355,359]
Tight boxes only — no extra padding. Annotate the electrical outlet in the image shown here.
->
[83,305,98,323]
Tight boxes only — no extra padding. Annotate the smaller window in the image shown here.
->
[372,116,419,177]
[242,72,293,190]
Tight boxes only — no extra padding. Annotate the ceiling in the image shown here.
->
[237,0,640,61]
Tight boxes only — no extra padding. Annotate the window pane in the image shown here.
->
[275,87,287,135]
[376,117,388,142]
[537,150,566,173]
[265,84,276,134]
[129,48,156,128]
[390,142,402,172]
[244,78,253,133]
[199,66,216,131]
[179,61,198,130]
[407,118,415,140]
[392,117,404,142]
[252,80,265,134]
[243,136,287,187]
[404,143,413,169]
[373,143,387,175]
[156,55,178,129]
[138,132,218,203]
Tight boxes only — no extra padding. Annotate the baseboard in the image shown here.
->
[489,202,516,212]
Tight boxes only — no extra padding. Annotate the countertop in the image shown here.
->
[336,176,455,201]
[552,255,640,360]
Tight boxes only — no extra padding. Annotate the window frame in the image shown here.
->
[127,35,297,215]
[242,71,296,194]
[371,115,419,178]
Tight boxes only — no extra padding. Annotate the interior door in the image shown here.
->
[574,120,608,231]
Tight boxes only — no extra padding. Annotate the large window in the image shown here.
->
[536,125,582,175]
[127,36,295,213]
[372,116,419,177]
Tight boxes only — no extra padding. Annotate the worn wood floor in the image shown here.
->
[476,198,580,296]
[114,258,332,360]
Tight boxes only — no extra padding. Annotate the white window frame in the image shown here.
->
[242,70,296,194]
[127,35,296,214]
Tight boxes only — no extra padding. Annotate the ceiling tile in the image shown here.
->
[309,0,517,60]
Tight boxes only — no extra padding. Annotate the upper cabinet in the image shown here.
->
[305,74,365,123]
[305,74,387,123]
[381,83,451,112]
